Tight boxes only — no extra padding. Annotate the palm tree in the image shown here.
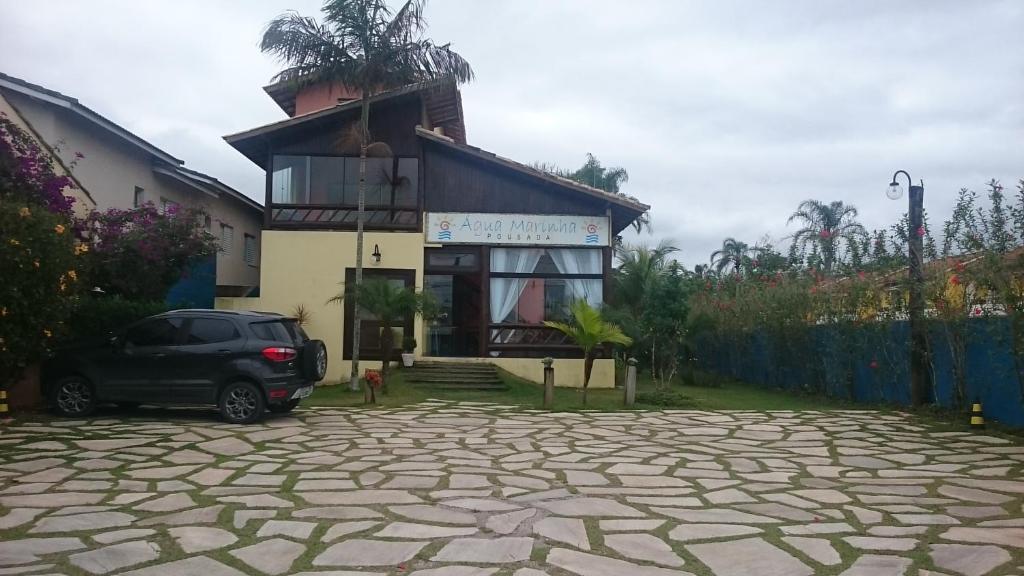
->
[328,278,437,402]
[261,0,473,392]
[544,300,632,406]
[787,200,867,273]
[710,237,756,275]
[613,240,679,316]
[535,154,650,234]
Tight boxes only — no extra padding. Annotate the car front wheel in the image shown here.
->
[53,376,96,417]
[219,381,265,424]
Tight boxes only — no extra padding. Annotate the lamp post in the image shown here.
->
[887,170,931,406]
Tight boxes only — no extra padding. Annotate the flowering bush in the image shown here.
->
[0,115,82,386]
[82,203,219,301]
[0,114,77,218]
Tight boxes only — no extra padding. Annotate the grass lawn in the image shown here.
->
[308,366,858,412]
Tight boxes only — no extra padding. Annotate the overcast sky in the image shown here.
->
[2,1,1021,265]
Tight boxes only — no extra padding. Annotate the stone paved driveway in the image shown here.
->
[1,401,1023,576]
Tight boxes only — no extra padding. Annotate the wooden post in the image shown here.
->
[542,357,554,410]
[624,357,637,407]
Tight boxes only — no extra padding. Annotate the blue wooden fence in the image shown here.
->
[695,317,1024,427]
[165,257,216,309]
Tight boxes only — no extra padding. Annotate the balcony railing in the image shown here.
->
[271,204,419,228]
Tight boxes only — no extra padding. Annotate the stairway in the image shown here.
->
[403,361,509,391]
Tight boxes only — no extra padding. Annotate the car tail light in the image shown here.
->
[262,347,297,362]
[269,389,289,399]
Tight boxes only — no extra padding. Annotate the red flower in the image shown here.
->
[857,271,866,280]
[955,261,965,272]
[819,230,832,239]
[950,274,960,286]
[916,226,926,237]
[364,369,383,388]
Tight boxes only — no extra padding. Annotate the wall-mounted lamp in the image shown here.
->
[372,244,382,265]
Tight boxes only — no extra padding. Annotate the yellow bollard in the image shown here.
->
[970,400,985,430]
[0,389,7,414]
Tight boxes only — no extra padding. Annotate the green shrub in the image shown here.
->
[636,388,695,407]
[61,296,167,344]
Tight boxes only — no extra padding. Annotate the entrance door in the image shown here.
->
[424,273,481,356]
[424,247,483,357]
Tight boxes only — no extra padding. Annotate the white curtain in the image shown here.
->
[548,248,603,308]
[489,248,543,324]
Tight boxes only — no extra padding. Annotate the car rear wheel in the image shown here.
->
[268,399,300,414]
[219,381,265,424]
[53,376,96,417]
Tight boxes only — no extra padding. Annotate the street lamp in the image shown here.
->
[887,169,931,406]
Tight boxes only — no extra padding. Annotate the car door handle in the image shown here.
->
[215,349,231,355]
[151,353,167,358]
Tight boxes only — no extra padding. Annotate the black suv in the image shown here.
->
[43,310,327,423]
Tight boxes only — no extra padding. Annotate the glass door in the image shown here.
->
[425,275,454,356]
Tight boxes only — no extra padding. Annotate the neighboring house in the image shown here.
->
[219,79,648,388]
[0,72,262,297]
[0,90,95,216]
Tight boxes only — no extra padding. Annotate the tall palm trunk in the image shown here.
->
[349,95,371,392]
[379,324,393,395]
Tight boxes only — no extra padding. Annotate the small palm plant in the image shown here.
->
[328,278,437,403]
[544,300,633,406]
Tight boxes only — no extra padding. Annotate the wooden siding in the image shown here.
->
[273,98,423,158]
[422,141,608,217]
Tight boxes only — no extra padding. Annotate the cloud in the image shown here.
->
[2,0,1021,266]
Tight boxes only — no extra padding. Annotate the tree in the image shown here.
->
[328,278,437,403]
[787,199,867,273]
[544,300,632,406]
[613,240,679,317]
[710,237,757,275]
[0,114,82,388]
[83,204,219,301]
[261,0,473,391]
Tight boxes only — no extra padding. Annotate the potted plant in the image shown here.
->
[401,336,417,367]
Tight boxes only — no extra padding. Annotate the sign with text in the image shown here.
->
[425,212,610,246]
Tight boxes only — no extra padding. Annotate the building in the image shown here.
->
[0,72,262,297]
[219,79,648,387]
[0,89,95,216]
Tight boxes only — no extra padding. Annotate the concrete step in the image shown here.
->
[402,361,507,392]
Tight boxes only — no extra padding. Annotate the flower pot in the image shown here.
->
[401,353,415,368]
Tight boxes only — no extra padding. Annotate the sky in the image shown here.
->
[2,1,1021,266]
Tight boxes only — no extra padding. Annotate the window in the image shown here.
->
[251,320,308,345]
[160,198,179,216]
[220,223,234,256]
[204,215,212,232]
[125,318,183,347]
[244,234,257,267]
[489,248,603,325]
[343,268,415,360]
[185,318,238,344]
[270,155,418,208]
[133,186,144,207]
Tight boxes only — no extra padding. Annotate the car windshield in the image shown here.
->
[251,319,308,345]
